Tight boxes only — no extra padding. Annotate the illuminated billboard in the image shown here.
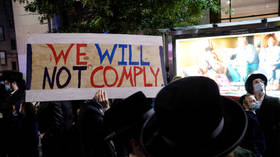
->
[175,31,280,97]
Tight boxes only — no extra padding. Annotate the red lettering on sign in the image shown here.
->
[143,66,152,87]
[150,67,160,87]
[133,66,143,86]
[103,66,118,87]
[76,44,88,65]
[47,44,74,65]
[117,66,134,87]
[90,66,161,88]
[90,66,104,88]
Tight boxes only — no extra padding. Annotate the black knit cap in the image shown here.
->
[245,73,267,94]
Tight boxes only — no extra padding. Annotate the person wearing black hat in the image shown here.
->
[0,71,25,157]
[3,71,25,114]
[0,73,11,157]
[104,91,153,157]
[245,73,280,157]
[104,76,248,157]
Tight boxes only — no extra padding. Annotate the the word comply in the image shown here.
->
[42,43,161,89]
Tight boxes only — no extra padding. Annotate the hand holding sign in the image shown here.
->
[94,89,110,112]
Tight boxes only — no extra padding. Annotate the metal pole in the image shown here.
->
[229,0,232,22]
[278,0,280,16]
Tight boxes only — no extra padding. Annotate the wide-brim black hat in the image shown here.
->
[245,73,267,94]
[141,76,247,157]
[104,91,152,140]
[1,70,23,83]
[0,70,13,81]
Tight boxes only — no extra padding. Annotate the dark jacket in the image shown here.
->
[38,101,64,137]
[240,111,266,157]
[79,100,109,157]
[0,89,25,156]
[0,89,25,119]
[20,102,39,157]
[38,101,68,157]
[257,95,280,157]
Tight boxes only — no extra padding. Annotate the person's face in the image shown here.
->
[268,37,274,47]
[237,37,246,47]
[5,80,17,91]
[4,80,10,86]
[244,95,257,110]
[252,78,264,87]
[252,78,265,94]
[4,80,12,91]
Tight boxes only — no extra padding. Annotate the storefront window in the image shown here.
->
[221,0,278,22]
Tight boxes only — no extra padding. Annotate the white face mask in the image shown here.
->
[254,82,265,93]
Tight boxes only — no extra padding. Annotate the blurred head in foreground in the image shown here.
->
[104,76,247,157]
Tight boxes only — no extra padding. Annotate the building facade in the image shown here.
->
[0,0,18,72]
[221,0,279,22]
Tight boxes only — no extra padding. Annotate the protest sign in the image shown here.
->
[26,34,166,102]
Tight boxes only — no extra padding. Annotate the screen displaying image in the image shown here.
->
[175,31,280,97]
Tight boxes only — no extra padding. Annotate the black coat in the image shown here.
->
[257,95,280,157]
[79,100,109,157]
[240,111,266,157]
[0,89,25,119]
[38,101,73,157]
[0,89,25,156]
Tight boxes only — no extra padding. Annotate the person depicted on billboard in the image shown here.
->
[198,47,221,76]
[259,34,280,90]
[227,36,259,82]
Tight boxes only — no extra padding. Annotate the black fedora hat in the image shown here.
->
[104,91,153,141]
[141,76,247,157]
[245,73,267,94]
[0,70,13,81]
[1,70,23,83]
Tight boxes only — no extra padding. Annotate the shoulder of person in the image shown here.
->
[264,95,280,102]
[264,95,280,111]
[83,100,103,114]
[232,146,257,157]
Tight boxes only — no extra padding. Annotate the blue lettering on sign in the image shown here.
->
[140,45,150,66]
[95,43,117,64]
[118,44,128,65]
[129,45,139,65]
[95,43,150,66]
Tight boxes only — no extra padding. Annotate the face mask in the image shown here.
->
[251,103,260,110]
[5,84,11,91]
[254,82,265,93]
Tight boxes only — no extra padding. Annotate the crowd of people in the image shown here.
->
[1,69,280,157]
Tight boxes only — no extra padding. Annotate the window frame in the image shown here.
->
[0,51,7,65]
[0,26,4,41]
